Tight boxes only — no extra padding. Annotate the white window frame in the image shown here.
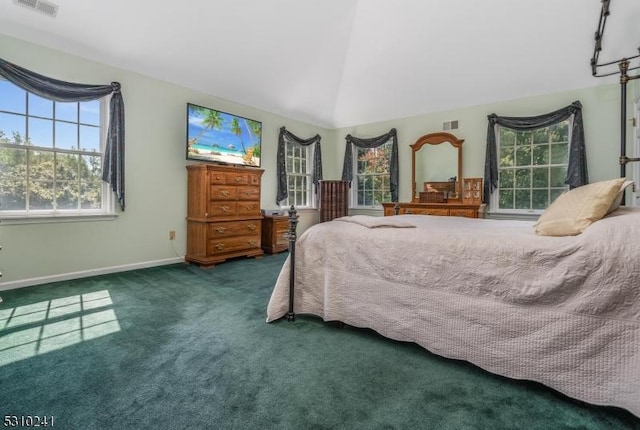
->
[280,142,315,209]
[0,79,115,223]
[351,140,392,209]
[489,119,572,216]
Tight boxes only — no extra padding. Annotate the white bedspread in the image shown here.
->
[267,208,640,416]
[333,215,416,228]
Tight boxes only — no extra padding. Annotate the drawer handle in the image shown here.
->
[234,177,242,182]
[215,175,223,180]
[245,205,254,210]
[204,212,209,217]
[215,243,225,251]
[221,206,230,212]
[247,224,256,231]
[245,191,254,197]
[248,239,258,246]
[216,227,226,233]
[220,190,230,197]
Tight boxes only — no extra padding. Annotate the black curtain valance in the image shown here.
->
[341,128,399,202]
[0,58,126,211]
[484,101,587,205]
[276,127,322,205]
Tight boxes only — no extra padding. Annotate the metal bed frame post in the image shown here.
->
[591,0,640,205]
[617,60,640,205]
[286,205,298,322]
[620,59,628,183]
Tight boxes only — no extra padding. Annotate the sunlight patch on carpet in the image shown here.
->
[0,290,120,366]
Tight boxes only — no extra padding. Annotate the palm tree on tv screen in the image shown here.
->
[231,117,245,154]
[232,117,263,165]
[189,106,223,147]
[246,119,261,155]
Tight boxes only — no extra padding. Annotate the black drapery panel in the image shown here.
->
[0,58,126,211]
[341,128,399,202]
[276,127,322,205]
[484,101,587,205]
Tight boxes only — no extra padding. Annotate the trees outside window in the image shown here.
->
[496,121,569,213]
[0,79,105,214]
[353,140,392,207]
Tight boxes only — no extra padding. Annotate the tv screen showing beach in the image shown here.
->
[186,103,262,167]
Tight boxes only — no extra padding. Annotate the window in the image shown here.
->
[352,139,392,207]
[0,79,110,217]
[281,141,314,208]
[493,120,570,214]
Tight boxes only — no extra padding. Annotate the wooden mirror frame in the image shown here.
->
[411,132,464,203]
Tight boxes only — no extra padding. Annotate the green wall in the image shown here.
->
[1,33,636,287]
[0,35,330,287]
[337,81,637,214]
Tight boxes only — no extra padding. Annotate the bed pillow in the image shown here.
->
[534,177,626,236]
[606,180,634,215]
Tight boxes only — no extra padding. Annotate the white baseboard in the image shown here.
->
[0,257,185,291]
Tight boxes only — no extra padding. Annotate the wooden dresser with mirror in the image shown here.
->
[382,132,485,218]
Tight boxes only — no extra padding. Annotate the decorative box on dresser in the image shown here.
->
[261,214,289,254]
[186,164,264,267]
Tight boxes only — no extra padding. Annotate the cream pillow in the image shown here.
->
[534,178,626,236]
[606,180,634,215]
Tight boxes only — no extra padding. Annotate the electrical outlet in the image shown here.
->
[169,230,176,240]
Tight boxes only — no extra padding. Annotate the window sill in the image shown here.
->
[0,213,118,225]
[349,207,384,216]
[279,207,317,213]
[486,212,540,221]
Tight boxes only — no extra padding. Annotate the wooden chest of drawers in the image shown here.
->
[381,202,485,218]
[186,164,264,267]
[261,215,289,254]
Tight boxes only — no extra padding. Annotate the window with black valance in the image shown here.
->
[484,101,587,209]
[0,58,125,211]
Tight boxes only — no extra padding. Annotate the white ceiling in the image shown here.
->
[0,0,638,128]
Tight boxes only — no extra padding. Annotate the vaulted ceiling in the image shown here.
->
[0,0,638,128]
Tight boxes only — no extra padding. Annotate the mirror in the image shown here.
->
[411,132,463,202]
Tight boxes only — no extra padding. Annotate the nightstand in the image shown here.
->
[261,214,289,254]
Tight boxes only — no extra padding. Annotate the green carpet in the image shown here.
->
[0,253,638,429]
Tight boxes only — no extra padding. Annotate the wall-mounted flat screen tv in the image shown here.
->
[186,103,262,167]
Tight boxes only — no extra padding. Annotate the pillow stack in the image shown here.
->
[534,178,627,236]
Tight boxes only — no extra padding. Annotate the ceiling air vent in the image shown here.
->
[14,0,59,18]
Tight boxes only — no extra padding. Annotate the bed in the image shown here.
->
[266,207,640,417]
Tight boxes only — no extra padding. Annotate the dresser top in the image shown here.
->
[187,163,264,174]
